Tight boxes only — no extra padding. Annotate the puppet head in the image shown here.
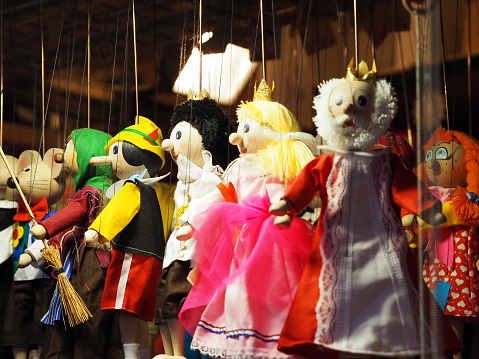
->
[313,59,397,151]
[0,155,19,202]
[66,128,115,192]
[91,116,165,180]
[167,94,235,169]
[232,80,315,182]
[8,148,65,205]
[420,127,478,191]
[419,127,479,226]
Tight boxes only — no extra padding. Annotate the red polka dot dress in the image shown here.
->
[423,219,479,317]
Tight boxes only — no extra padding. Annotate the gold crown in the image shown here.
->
[346,58,377,85]
[253,79,274,101]
[187,89,210,101]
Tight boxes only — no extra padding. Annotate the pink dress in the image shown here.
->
[422,186,479,318]
[179,156,313,358]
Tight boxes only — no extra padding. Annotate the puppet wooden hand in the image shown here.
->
[269,199,293,229]
[18,253,33,268]
[419,201,447,227]
[176,224,193,241]
[30,224,47,239]
[84,229,99,247]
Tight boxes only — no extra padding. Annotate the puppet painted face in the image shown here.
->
[424,141,467,188]
[107,141,147,180]
[168,121,205,168]
[232,118,274,155]
[324,80,379,151]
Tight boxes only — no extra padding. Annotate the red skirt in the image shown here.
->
[101,248,162,320]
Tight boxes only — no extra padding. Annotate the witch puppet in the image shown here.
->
[155,92,236,359]
[85,116,173,359]
[18,128,125,359]
[269,60,461,358]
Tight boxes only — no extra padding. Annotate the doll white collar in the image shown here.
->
[106,172,170,199]
[317,145,391,157]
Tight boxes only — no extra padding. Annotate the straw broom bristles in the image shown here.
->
[41,241,93,327]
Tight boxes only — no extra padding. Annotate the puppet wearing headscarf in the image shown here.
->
[86,117,170,359]
[178,80,316,358]
[269,60,448,358]
[20,128,124,359]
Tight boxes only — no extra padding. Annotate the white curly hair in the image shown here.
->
[313,78,398,151]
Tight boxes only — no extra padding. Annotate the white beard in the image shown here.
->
[313,78,398,152]
[317,113,389,151]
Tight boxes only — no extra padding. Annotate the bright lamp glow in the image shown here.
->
[172,43,259,106]
[201,31,214,44]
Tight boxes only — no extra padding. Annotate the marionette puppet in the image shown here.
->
[0,155,18,336]
[269,60,448,358]
[16,128,125,359]
[0,148,65,359]
[177,80,316,359]
[155,92,235,359]
[404,127,479,359]
[84,116,168,359]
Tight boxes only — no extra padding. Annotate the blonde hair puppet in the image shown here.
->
[178,80,316,359]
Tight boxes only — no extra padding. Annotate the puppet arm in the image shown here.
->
[18,239,46,268]
[87,182,140,244]
[390,154,445,226]
[269,156,328,228]
[30,192,92,243]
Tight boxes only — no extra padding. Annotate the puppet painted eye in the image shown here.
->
[358,95,367,106]
[435,147,448,160]
[24,168,31,172]
[335,95,343,106]
[175,130,182,140]
[243,123,250,133]
[112,144,119,155]
[425,149,433,161]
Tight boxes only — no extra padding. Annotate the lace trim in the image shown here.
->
[191,340,288,359]
[199,321,280,342]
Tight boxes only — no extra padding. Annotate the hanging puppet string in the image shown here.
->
[108,5,121,134]
[0,145,92,327]
[0,0,3,148]
[132,0,139,122]
[87,0,91,128]
[403,0,442,356]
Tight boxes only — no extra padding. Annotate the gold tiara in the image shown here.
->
[253,79,274,101]
[346,58,377,85]
[187,89,210,101]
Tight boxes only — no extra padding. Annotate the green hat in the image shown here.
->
[71,128,114,192]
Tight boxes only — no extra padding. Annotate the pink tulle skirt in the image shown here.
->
[179,195,314,358]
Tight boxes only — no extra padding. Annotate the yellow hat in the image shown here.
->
[106,116,165,168]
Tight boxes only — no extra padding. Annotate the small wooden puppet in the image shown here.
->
[155,93,236,359]
[269,60,448,358]
[410,127,479,359]
[0,148,65,359]
[178,80,316,359]
[0,154,18,343]
[84,116,168,359]
[18,128,124,359]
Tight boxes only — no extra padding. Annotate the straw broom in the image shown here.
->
[0,146,92,327]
